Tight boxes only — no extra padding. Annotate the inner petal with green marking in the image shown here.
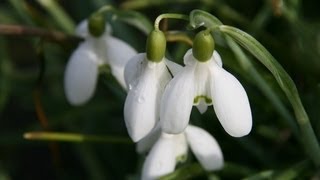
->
[193,95,212,105]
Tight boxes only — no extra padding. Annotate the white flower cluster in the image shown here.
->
[64,20,252,180]
[64,20,137,105]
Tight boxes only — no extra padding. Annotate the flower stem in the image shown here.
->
[0,24,82,43]
[36,0,75,33]
[154,13,189,30]
[165,31,193,46]
[24,131,132,144]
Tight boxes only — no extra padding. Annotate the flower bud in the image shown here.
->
[192,30,214,62]
[146,30,166,62]
[88,12,106,37]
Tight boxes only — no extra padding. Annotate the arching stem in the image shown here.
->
[154,13,189,30]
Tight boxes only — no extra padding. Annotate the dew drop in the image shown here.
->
[128,84,133,90]
[137,96,145,103]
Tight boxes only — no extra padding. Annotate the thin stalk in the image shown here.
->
[0,38,11,112]
[8,0,34,25]
[37,0,75,33]
[165,31,193,46]
[249,4,272,36]
[120,0,214,10]
[154,13,189,30]
[24,131,132,144]
[75,145,108,179]
[0,24,82,43]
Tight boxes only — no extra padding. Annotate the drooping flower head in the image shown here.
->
[160,30,252,137]
[64,19,137,106]
[139,124,223,180]
[123,30,182,142]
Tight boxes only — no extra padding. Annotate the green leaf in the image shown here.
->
[220,25,320,167]
[225,36,299,137]
[159,163,205,180]
[37,0,75,33]
[112,10,153,35]
[243,170,274,180]
[0,7,20,23]
[273,160,310,180]
[243,160,310,180]
[189,9,222,30]
[219,162,254,177]
[8,0,35,25]
[0,38,11,113]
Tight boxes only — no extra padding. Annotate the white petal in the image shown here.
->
[165,60,183,76]
[185,125,224,171]
[183,49,195,66]
[173,134,188,162]
[184,49,212,114]
[136,124,161,154]
[142,133,176,180]
[213,51,223,67]
[124,65,157,142]
[105,36,137,89]
[137,126,188,161]
[185,50,213,114]
[196,99,208,114]
[210,65,252,137]
[124,53,145,90]
[124,61,170,142]
[75,20,88,37]
[124,56,173,91]
[193,61,212,109]
[64,42,99,105]
[160,65,195,134]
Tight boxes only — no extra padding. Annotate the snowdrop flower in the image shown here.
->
[64,20,137,105]
[161,30,252,137]
[123,30,182,142]
[140,124,223,180]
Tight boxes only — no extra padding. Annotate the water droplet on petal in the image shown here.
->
[128,84,133,90]
[137,96,145,103]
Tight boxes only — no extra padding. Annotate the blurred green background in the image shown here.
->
[1,0,320,179]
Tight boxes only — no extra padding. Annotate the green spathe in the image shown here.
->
[146,30,166,62]
[88,12,106,37]
[192,31,214,62]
